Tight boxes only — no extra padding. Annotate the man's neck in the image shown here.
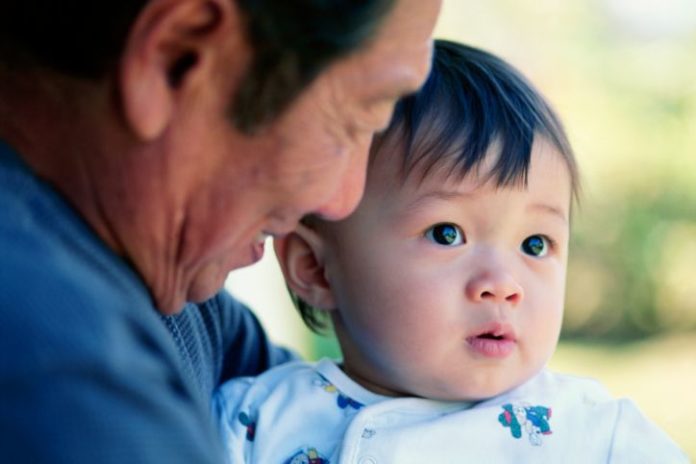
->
[0,71,128,255]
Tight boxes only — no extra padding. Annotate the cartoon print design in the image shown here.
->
[238,412,256,441]
[498,403,552,446]
[283,447,329,464]
[313,376,364,411]
[313,377,338,394]
[336,393,362,410]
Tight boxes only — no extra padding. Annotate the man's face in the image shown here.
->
[317,140,572,400]
[176,0,442,306]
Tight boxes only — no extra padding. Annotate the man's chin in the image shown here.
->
[153,288,189,316]
[186,271,227,305]
[186,247,266,300]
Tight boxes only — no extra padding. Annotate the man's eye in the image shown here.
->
[521,235,550,257]
[425,223,464,246]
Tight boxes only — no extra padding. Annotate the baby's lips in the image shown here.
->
[470,321,517,341]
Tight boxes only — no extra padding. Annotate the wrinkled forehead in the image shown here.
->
[332,0,440,104]
[368,0,441,54]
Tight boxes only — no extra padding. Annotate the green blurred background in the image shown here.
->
[228,0,696,457]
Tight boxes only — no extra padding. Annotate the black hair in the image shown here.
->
[0,0,395,134]
[296,39,579,333]
[232,0,396,133]
[375,39,579,193]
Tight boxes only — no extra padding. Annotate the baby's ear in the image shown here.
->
[273,224,336,310]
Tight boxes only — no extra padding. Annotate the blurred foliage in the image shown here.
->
[566,185,696,339]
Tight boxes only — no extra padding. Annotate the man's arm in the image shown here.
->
[0,266,224,463]
[164,290,298,405]
[215,290,298,379]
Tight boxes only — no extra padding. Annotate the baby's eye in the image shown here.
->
[425,223,464,246]
[521,235,550,257]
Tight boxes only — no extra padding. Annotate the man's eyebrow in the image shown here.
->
[527,203,569,224]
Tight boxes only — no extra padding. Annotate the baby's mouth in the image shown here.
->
[472,322,515,340]
[477,332,507,341]
[466,323,517,358]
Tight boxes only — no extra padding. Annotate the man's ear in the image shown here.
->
[118,0,246,140]
[274,224,336,310]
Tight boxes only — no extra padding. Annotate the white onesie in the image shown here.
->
[214,358,687,463]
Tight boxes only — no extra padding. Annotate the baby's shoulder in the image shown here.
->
[216,359,319,403]
[529,369,614,403]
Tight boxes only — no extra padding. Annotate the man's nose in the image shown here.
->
[315,170,366,220]
[465,264,524,306]
[315,140,370,221]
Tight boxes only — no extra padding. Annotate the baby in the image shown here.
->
[215,40,686,463]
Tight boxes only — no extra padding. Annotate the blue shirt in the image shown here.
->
[0,141,294,463]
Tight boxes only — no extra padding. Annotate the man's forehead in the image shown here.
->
[375,0,442,40]
[349,0,439,89]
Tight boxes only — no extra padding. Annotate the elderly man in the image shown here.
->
[0,0,440,462]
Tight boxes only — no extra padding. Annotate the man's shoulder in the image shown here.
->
[0,158,162,369]
[0,146,151,310]
[1,200,148,324]
[0,147,222,463]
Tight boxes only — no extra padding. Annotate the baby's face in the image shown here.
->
[320,138,572,401]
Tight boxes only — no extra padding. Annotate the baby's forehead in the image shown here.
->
[366,134,505,191]
[365,134,573,202]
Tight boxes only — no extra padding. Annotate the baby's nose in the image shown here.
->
[465,269,524,306]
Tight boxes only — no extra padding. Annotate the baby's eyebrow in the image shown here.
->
[389,189,471,223]
[402,190,473,211]
[527,203,569,224]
